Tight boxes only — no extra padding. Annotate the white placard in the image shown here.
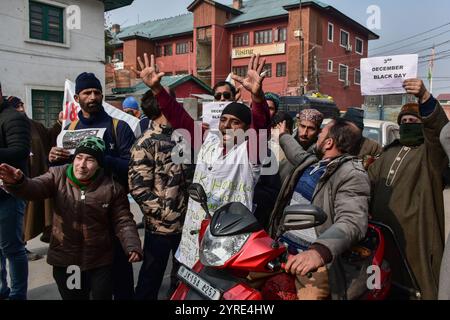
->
[57,128,106,154]
[202,102,231,130]
[360,54,418,96]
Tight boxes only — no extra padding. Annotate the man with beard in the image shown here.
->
[48,72,137,300]
[278,109,324,168]
[368,78,448,300]
[132,53,270,268]
[268,118,369,300]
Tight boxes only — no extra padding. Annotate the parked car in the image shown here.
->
[322,118,399,147]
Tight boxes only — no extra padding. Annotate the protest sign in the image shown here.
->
[360,54,418,96]
[57,128,106,154]
[202,101,231,130]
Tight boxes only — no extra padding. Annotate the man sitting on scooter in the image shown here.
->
[268,118,370,300]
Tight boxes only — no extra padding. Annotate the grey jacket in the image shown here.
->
[269,149,370,299]
[279,133,316,168]
[439,122,450,300]
[277,133,316,183]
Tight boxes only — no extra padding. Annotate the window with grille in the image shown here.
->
[29,1,64,43]
[276,28,287,42]
[164,44,173,56]
[355,38,364,55]
[254,30,273,44]
[354,69,361,85]
[233,33,249,47]
[328,60,333,72]
[176,42,189,55]
[156,46,162,57]
[263,64,272,78]
[328,23,334,42]
[32,90,63,127]
[276,63,286,77]
[232,66,248,78]
[114,52,123,61]
[339,64,349,82]
[340,30,350,47]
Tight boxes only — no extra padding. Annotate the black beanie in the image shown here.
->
[221,102,252,126]
[343,107,364,131]
[75,72,102,95]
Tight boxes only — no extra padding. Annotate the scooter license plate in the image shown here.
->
[177,265,221,300]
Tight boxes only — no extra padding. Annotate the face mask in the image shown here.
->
[399,123,424,147]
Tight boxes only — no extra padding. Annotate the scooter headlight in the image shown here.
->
[199,227,251,267]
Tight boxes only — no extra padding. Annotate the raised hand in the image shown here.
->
[272,120,288,140]
[231,54,266,102]
[0,163,24,185]
[403,79,430,104]
[131,53,165,94]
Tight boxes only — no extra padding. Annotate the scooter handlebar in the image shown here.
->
[281,254,314,279]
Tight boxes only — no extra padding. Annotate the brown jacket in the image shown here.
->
[24,119,60,241]
[6,165,142,271]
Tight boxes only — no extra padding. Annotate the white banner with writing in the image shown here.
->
[360,54,418,96]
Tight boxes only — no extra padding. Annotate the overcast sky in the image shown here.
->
[108,0,450,95]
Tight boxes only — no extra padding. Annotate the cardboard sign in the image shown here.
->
[360,54,418,96]
[202,102,231,130]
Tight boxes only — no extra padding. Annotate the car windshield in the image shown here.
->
[363,127,381,145]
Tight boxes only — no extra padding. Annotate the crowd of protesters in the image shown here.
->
[1,52,450,301]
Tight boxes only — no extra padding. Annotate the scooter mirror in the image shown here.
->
[281,204,327,232]
[188,183,210,216]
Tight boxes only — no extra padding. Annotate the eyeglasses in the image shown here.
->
[214,92,232,101]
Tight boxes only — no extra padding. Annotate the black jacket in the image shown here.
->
[0,99,31,198]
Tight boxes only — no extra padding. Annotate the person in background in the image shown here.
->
[342,107,382,170]
[7,96,59,260]
[122,96,141,118]
[265,92,281,120]
[0,82,31,300]
[253,111,294,230]
[439,122,450,300]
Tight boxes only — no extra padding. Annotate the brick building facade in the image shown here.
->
[110,0,379,108]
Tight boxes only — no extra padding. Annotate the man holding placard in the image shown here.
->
[132,53,270,268]
[369,78,448,300]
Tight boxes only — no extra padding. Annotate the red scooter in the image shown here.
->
[171,183,418,300]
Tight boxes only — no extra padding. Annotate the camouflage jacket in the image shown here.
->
[128,121,192,235]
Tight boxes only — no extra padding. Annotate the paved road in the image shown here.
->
[25,198,174,300]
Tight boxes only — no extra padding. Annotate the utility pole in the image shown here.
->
[313,54,319,92]
[299,0,305,96]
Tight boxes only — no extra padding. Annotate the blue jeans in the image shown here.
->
[0,196,28,300]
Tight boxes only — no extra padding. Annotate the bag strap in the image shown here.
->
[68,120,79,131]
[112,118,119,141]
